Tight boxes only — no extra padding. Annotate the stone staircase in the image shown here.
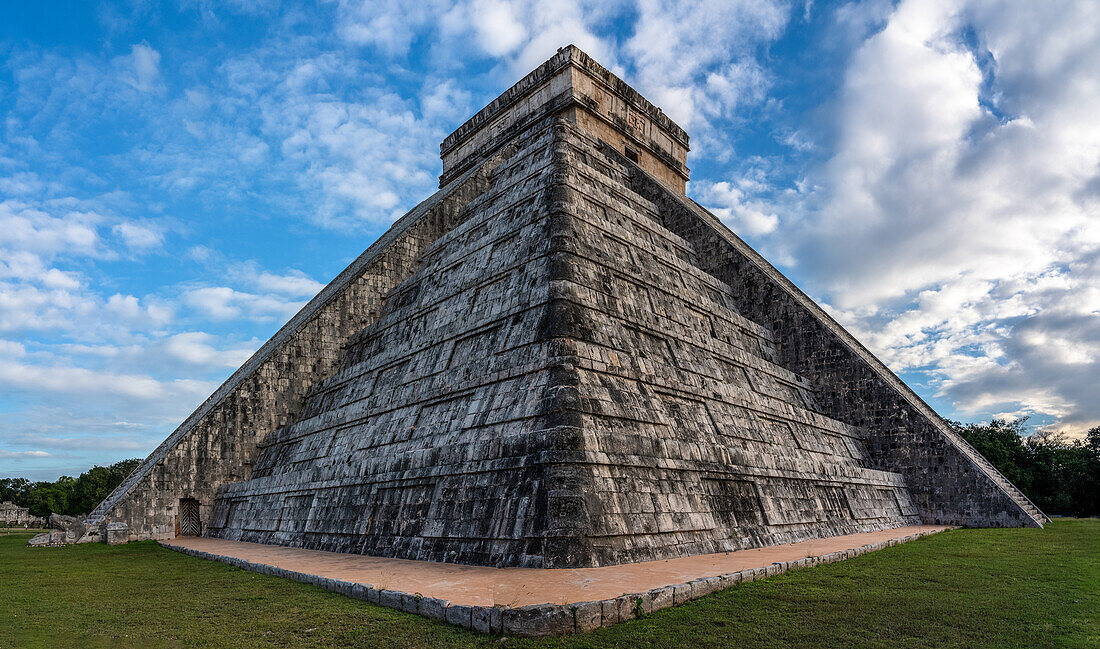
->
[955,440,1049,525]
[84,444,169,526]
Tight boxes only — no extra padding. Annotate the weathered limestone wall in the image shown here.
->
[564,106,687,193]
[440,54,573,184]
[541,122,920,565]
[613,141,1045,528]
[205,119,922,568]
[440,45,689,193]
[206,124,566,566]
[86,151,515,541]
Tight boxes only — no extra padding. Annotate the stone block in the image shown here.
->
[471,606,502,634]
[106,522,129,545]
[646,586,674,613]
[445,604,473,629]
[573,600,602,633]
[600,598,620,626]
[502,604,574,637]
[691,576,722,598]
[671,582,693,605]
[616,595,641,621]
[420,597,449,621]
[400,593,420,614]
[378,590,403,611]
[349,583,368,601]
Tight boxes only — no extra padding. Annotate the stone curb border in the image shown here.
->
[161,527,951,637]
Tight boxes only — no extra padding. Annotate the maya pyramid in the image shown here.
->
[84,46,1046,568]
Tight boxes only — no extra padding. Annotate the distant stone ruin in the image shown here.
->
[1,501,44,528]
[74,46,1045,564]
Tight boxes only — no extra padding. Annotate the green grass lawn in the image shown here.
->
[1,520,1097,649]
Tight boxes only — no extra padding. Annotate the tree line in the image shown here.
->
[952,419,1099,517]
[0,458,141,518]
[1,420,1096,520]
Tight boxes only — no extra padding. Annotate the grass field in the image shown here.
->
[1,520,1096,649]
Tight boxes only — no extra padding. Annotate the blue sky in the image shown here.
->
[2,0,1098,480]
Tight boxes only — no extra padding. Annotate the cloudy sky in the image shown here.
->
[2,0,1097,480]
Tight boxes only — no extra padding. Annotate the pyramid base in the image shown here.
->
[163,524,952,636]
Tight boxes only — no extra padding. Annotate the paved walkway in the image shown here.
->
[165,525,948,607]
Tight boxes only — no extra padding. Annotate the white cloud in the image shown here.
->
[335,0,448,55]
[184,247,211,264]
[0,251,81,289]
[695,179,780,235]
[37,438,139,451]
[501,1,617,75]
[121,43,162,92]
[469,0,528,56]
[0,171,60,196]
[160,332,257,368]
[0,450,50,459]
[775,0,1100,435]
[0,340,27,357]
[274,92,439,226]
[702,60,771,117]
[0,200,100,257]
[244,268,325,297]
[182,285,307,321]
[624,0,789,128]
[105,293,173,328]
[0,358,215,401]
[113,221,165,251]
[0,198,172,338]
[420,80,471,123]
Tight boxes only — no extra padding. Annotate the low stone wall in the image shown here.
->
[161,526,950,637]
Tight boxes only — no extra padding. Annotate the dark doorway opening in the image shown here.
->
[179,498,201,537]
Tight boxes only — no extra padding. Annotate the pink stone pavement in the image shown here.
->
[165,525,950,607]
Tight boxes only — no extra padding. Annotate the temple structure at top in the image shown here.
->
[440,47,690,192]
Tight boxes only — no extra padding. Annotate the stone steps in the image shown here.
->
[951,439,1047,524]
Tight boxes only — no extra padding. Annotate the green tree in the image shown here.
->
[953,419,1100,517]
[953,418,1034,493]
[0,477,33,506]
[65,459,142,516]
[25,476,74,518]
[68,466,115,516]
[5,458,143,518]
[107,458,140,483]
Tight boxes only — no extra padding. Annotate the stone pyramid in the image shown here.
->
[85,46,1045,567]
